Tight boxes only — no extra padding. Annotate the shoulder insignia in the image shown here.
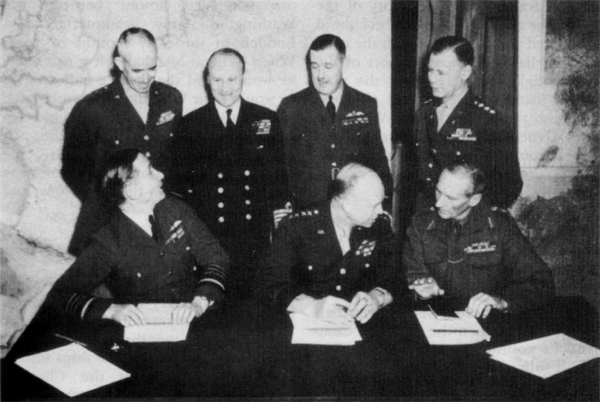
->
[289,209,319,220]
[426,219,435,231]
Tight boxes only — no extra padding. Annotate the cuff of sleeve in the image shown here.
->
[196,282,224,304]
[84,298,113,321]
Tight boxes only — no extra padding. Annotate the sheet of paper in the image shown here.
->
[487,333,600,379]
[124,323,189,343]
[289,313,362,345]
[15,343,130,397]
[415,310,491,345]
[137,303,178,324]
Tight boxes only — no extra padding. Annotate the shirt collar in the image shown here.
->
[122,210,154,237]
[318,81,344,109]
[214,98,242,127]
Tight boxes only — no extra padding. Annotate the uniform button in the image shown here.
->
[186,246,191,251]
[169,133,173,137]
[355,250,360,255]
[426,178,432,182]
[246,214,252,220]
[218,187,224,193]
[432,148,437,154]
[244,170,250,176]
[332,162,337,167]
[456,151,461,156]
[137,272,141,277]
[218,217,224,223]
[160,251,165,257]
[146,151,151,157]
[115,140,120,145]
[331,144,335,149]
[193,266,197,271]
[245,185,250,191]
[218,202,224,208]
[187,189,193,194]
[218,173,224,179]
[365,263,370,268]
[308,265,313,271]
[169,271,173,276]
[144,135,149,141]
[340,268,346,275]
[428,163,433,168]
[336,285,341,291]
[416,142,419,146]
[245,200,251,205]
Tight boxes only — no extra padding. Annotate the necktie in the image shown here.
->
[326,95,336,122]
[149,215,159,241]
[436,104,450,131]
[226,109,234,129]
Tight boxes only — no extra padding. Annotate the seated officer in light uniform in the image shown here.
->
[45,149,229,326]
[403,161,554,318]
[255,163,401,324]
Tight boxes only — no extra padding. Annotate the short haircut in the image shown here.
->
[444,161,485,197]
[329,163,377,201]
[101,148,141,208]
[110,27,156,79]
[430,36,474,66]
[306,34,346,69]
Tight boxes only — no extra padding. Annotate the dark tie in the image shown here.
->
[326,95,336,122]
[226,109,234,129]
[149,215,159,241]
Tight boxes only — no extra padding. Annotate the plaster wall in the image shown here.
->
[0,0,391,355]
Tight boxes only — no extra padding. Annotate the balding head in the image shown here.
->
[113,28,157,94]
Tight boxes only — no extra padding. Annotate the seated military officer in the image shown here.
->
[255,163,401,324]
[45,148,229,326]
[403,161,554,318]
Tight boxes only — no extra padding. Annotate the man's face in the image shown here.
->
[309,45,344,96]
[435,169,478,221]
[124,154,165,204]
[343,175,385,228]
[116,37,157,95]
[207,54,244,108]
[428,49,471,102]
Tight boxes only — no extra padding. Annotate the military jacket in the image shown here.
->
[278,84,393,209]
[414,91,522,208]
[403,201,555,312]
[45,197,229,321]
[255,204,402,310]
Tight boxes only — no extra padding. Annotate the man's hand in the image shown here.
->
[288,294,352,324]
[103,304,147,327]
[408,277,445,300]
[171,302,198,324]
[273,202,293,229]
[466,293,508,318]
[348,291,379,324]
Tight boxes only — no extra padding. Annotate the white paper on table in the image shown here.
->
[137,303,178,324]
[15,343,130,397]
[289,313,362,345]
[124,323,189,342]
[415,310,491,345]
[487,333,600,379]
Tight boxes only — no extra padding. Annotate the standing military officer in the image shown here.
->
[62,27,183,256]
[414,36,522,209]
[278,34,393,210]
[255,163,400,324]
[172,48,290,299]
[404,162,554,318]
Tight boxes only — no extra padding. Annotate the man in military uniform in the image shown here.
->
[278,34,392,210]
[62,27,183,256]
[172,48,290,299]
[255,163,401,324]
[46,149,228,326]
[414,36,522,209]
[403,162,554,318]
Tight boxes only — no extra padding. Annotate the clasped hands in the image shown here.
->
[409,277,507,318]
[290,292,381,324]
[103,296,211,327]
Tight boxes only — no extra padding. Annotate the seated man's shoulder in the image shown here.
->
[282,206,325,228]
[411,206,439,227]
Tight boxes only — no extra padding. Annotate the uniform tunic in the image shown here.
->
[45,197,229,321]
[255,205,402,310]
[62,79,183,255]
[172,99,290,298]
[278,84,393,209]
[414,91,522,208]
[403,202,555,312]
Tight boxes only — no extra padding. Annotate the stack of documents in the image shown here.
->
[289,313,362,345]
[124,303,189,343]
[415,310,491,345]
[16,343,130,397]
[487,333,600,378]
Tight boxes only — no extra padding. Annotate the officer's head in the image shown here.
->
[306,34,346,96]
[102,148,165,209]
[111,28,157,95]
[330,163,384,228]
[205,48,246,108]
[428,36,473,102]
[435,161,484,221]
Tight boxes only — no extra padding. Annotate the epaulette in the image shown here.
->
[472,98,496,115]
[288,209,320,220]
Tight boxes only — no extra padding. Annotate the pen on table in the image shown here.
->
[55,333,88,347]
[433,329,479,333]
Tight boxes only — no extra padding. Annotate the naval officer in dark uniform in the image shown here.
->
[278,34,393,210]
[62,27,183,256]
[172,48,291,299]
[255,163,401,324]
[414,36,522,209]
[404,162,554,318]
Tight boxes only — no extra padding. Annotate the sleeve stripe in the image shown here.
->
[198,278,225,290]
